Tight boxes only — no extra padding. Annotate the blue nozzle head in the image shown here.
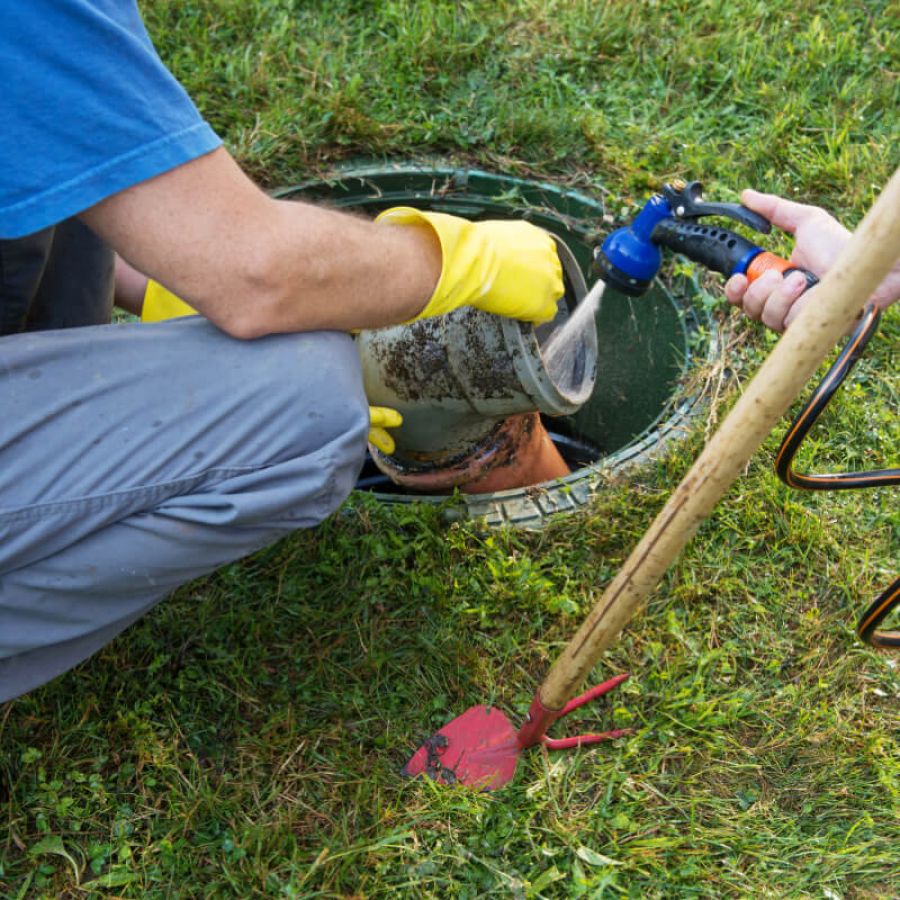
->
[594,194,672,296]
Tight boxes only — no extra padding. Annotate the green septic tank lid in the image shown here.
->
[275,163,720,528]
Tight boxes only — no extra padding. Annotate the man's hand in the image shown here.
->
[724,189,900,332]
[376,207,563,324]
[141,278,196,321]
[368,406,403,455]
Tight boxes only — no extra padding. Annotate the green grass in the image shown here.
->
[2,0,898,896]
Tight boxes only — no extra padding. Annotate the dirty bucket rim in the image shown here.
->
[501,236,595,416]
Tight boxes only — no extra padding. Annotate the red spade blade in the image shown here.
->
[402,705,521,790]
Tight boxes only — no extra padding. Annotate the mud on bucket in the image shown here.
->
[356,238,598,495]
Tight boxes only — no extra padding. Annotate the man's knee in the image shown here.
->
[257,328,369,458]
[159,319,370,468]
[197,327,369,524]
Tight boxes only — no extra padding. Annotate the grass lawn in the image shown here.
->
[2,1,898,896]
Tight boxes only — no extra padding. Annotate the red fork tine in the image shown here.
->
[403,674,631,790]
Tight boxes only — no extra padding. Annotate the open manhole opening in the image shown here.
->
[277,165,719,527]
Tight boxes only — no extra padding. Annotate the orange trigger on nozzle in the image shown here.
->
[746,252,792,283]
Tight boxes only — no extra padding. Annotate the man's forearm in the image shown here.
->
[256,198,441,336]
[80,148,440,338]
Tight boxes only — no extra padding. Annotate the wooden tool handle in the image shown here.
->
[539,168,900,710]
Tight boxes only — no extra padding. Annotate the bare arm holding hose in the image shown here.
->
[724,189,900,332]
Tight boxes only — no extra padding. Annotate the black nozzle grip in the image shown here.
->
[781,267,818,291]
[651,218,760,278]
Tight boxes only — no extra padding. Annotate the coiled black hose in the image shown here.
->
[775,304,899,648]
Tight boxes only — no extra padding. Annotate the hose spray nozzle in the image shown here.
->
[593,180,788,297]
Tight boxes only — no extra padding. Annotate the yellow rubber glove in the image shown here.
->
[141,279,198,322]
[375,207,563,323]
[368,406,403,455]
[139,280,403,454]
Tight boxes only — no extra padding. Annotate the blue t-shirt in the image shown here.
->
[0,0,222,238]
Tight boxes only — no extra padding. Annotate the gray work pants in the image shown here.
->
[0,229,369,703]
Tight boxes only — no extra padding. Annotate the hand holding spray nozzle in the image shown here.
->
[594,180,818,297]
[597,180,898,649]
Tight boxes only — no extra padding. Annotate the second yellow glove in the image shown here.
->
[141,279,198,322]
[375,207,563,324]
[367,406,403,455]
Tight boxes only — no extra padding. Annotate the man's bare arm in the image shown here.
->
[80,148,440,338]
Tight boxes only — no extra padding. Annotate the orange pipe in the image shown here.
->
[375,412,570,495]
[462,413,570,494]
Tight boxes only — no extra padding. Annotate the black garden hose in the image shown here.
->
[775,304,899,648]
